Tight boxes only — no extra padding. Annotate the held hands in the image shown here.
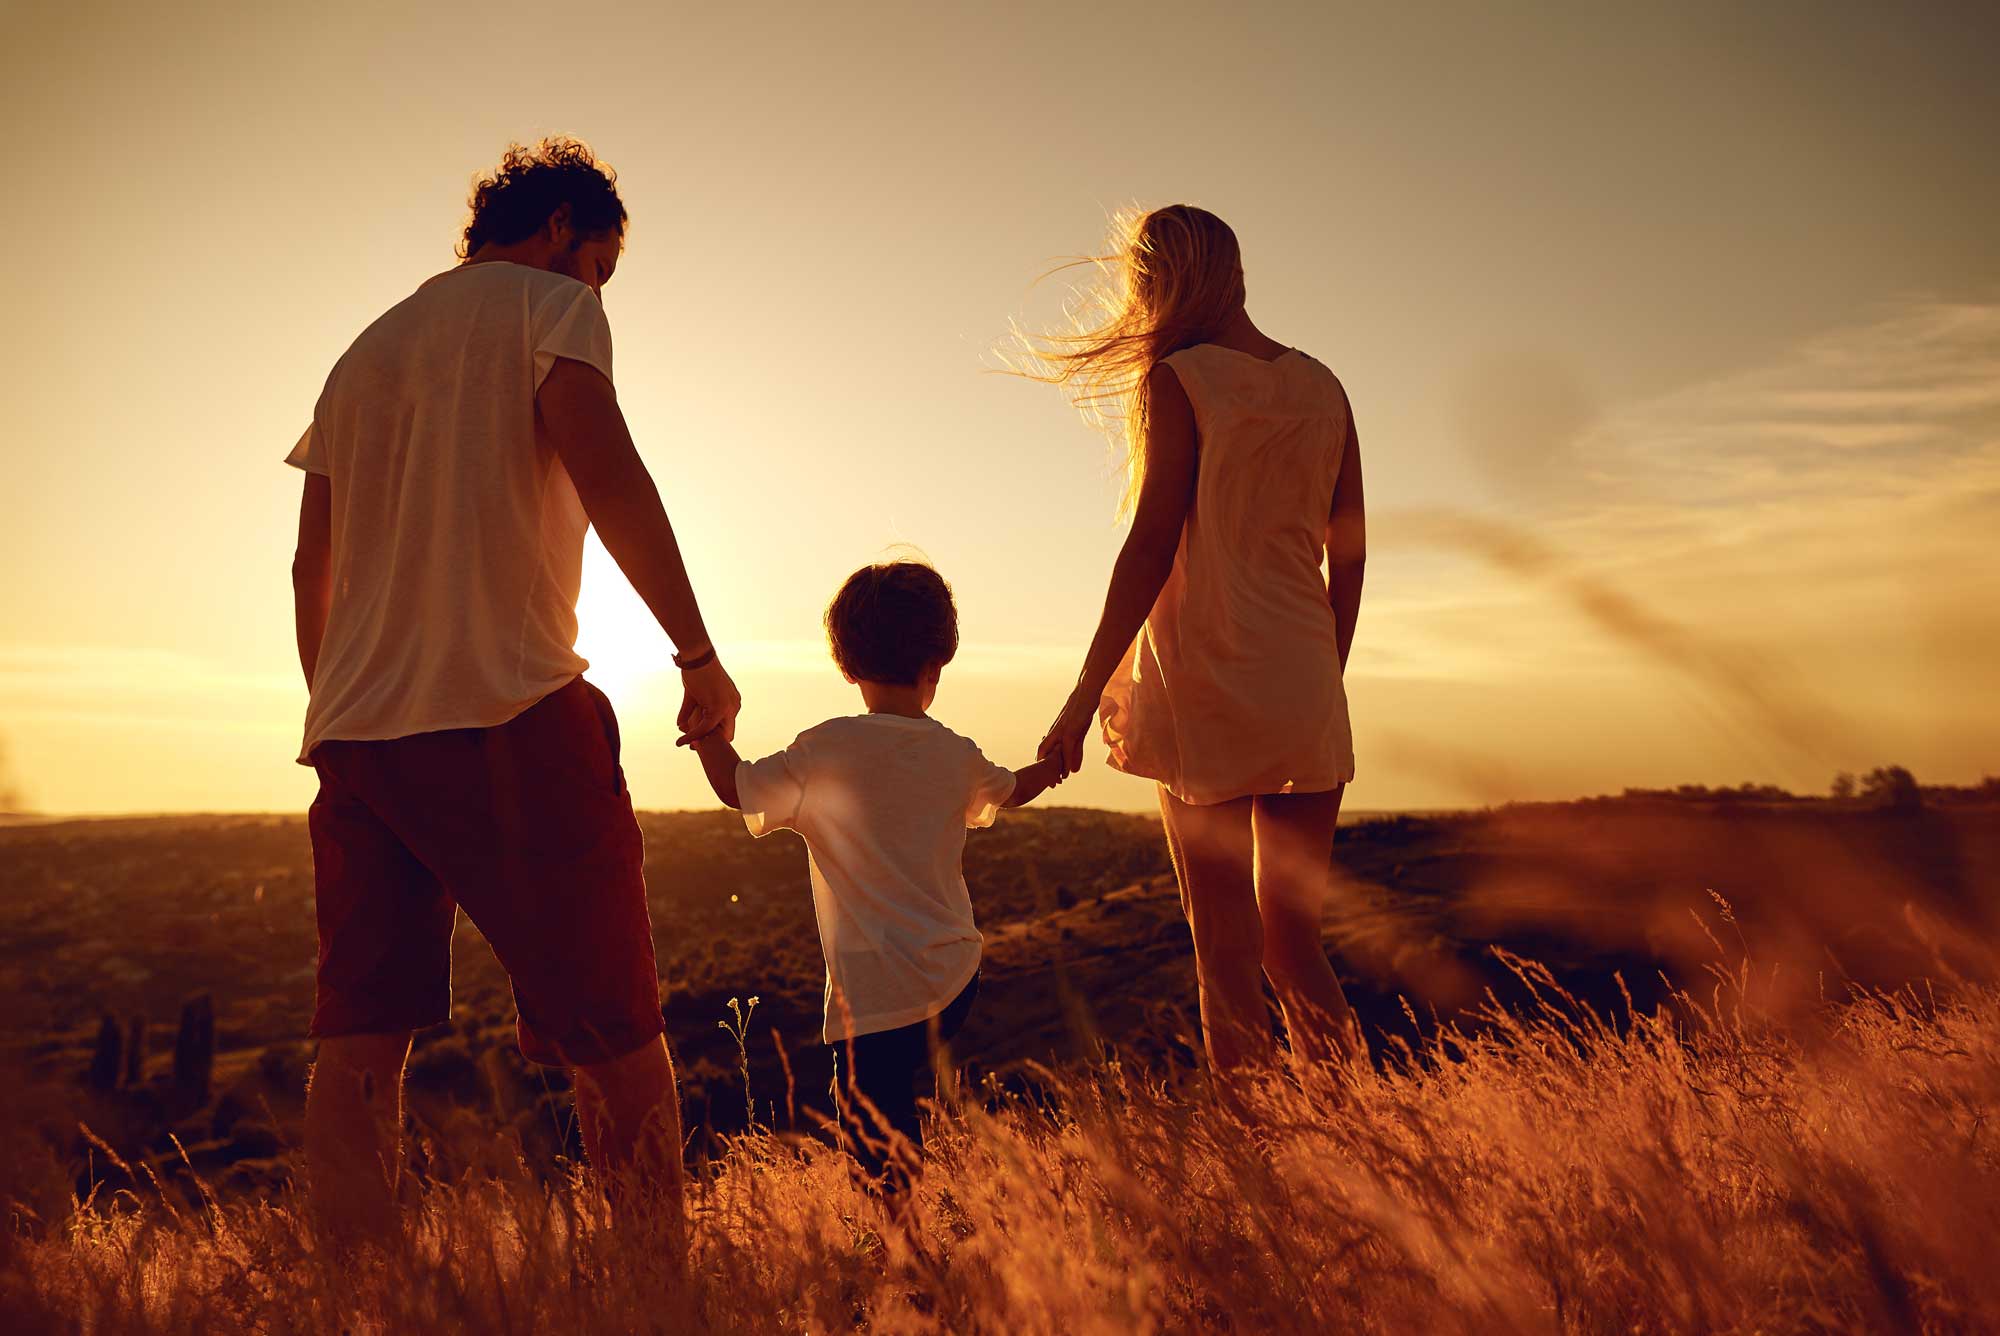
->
[676,655,741,747]
[1037,687,1096,780]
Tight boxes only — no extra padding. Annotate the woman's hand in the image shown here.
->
[1038,688,1097,779]
[676,656,742,747]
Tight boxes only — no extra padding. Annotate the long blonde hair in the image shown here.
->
[1011,205,1244,514]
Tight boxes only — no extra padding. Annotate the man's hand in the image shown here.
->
[676,656,741,746]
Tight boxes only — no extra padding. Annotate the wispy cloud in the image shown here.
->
[1592,299,2000,501]
[1367,297,2000,798]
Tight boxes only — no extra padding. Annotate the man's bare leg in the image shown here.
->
[573,1035,686,1239]
[305,1032,413,1244]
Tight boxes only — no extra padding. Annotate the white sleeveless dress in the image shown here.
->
[1098,343,1356,805]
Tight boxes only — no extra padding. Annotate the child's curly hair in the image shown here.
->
[457,137,627,259]
[825,561,960,686]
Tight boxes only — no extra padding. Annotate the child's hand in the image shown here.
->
[685,723,744,808]
[679,715,735,750]
[1004,751,1068,809]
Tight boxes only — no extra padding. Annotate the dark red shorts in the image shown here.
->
[306,677,663,1067]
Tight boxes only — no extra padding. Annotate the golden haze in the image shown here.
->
[2,1,1997,813]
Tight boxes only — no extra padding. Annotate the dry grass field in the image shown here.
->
[1,796,1996,1331]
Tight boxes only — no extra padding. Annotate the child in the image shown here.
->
[686,559,1065,1186]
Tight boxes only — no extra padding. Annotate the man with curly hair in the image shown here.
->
[287,137,731,1239]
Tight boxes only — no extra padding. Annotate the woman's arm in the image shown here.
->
[1325,391,1366,672]
[1040,362,1199,774]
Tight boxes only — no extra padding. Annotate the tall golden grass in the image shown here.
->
[6,956,1996,1333]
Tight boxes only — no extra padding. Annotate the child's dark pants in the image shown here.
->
[832,972,979,1189]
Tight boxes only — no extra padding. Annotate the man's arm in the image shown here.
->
[536,356,741,740]
[1324,392,1366,672]
[1002,753,1065,809]
[292,473,333,687]
[690,732,742,810]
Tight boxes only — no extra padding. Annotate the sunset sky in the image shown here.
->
[3,0,1996,815]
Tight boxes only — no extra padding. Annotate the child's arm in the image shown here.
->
[1003,752,1066,809]
[691,731,743,809]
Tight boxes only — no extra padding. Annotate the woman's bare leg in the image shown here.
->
[1159,787,1273,1073]
[1251,788,1365,1071]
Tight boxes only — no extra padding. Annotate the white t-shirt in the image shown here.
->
[285,262,615,762]
[736,714,1018,1042]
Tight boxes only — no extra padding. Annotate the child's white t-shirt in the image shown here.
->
[736,714,1017,1042]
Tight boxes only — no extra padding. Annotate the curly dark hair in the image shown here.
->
[825,561,960,686]
[457,137,628,259]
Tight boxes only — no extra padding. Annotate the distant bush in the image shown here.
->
[1917,775,2000,807]
[1835,767,2000,810]
[1611,768,1999,809]
[1861,765,1923,811]
[1617,781,1801,803]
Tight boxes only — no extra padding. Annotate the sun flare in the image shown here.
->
[572,535,672,703]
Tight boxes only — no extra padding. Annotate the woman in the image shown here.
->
[1024,205,1367,1077]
